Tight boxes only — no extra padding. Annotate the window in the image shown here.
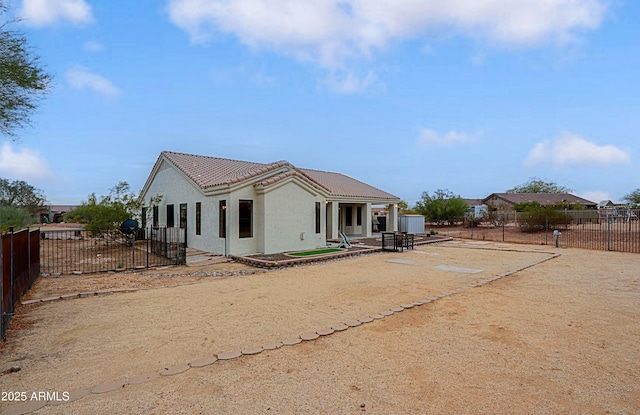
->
[141,207,147,229]
[166,204,174,227]
[179,203,187,229]
[345,206,353,226]
[195,202,201,235]
[219,200,226,238]
[357,206,362,226]
[239,200,252,238]
[152,206,158,227]
[315,202,321,233]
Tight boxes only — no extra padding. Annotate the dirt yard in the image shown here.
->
[1,240,638,414]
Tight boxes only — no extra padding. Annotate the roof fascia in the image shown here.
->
[201,166,295,196]
[254,174,330,197]
[327,195,401,205]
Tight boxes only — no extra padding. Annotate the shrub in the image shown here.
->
[0,205,35,233]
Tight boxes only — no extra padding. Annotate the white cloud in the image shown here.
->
[65,66,121,98]
[19,0,93,27]
[525,133,630,167]
[323,70,377,94]
[166,0,607,69]
[417,128,477,147]
[0,142,52,181]
[83,40,104,52]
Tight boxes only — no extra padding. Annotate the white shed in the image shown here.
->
[398,215,425,234]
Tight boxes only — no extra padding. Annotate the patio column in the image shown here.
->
[364,203,372,237]
[388,203,398,232]
[326,201,339,240]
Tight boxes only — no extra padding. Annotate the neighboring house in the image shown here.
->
[37,205,78,223]
[462,198,487,219]
[139,151,400,256]
[598,200,616,209]
[483,193,597,210]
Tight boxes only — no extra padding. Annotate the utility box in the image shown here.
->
[398,215,425,234]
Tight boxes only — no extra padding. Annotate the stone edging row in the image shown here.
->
[232,237,452,268]
[3,250,560,415]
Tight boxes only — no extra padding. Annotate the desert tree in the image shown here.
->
[65,181,161,234]
[622,189,640,208]
[507,177,572,194]
[414,189,468,225]
[0,177,46,215]
[1,0,52,138]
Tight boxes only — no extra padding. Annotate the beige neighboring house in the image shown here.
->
[139,151,400,256]
[483,193,597,210]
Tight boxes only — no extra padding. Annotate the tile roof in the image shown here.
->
[300,168,398,200]
[158,151,398,200]
[484,193,597,207]
[162,151,289,188]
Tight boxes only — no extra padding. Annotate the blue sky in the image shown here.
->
[1,0,638,206]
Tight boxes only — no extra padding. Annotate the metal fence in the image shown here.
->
[437,209,640,253]
[1,227,40,338]
[40,227,186,275]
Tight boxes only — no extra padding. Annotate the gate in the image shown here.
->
[1,228,40,338]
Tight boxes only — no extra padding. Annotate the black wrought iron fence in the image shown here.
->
[439,209,640,253]
[1,227,40,338]
[40,227,186,275]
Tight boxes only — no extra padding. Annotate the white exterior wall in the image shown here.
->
[225,184,260,255]
[143,162,220,253]
[261,183,325,254]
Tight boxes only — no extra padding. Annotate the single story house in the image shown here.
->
[139,151,400,256]
[462,198,488,219]
[482,193,597,210]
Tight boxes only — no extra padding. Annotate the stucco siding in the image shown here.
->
[262,183,325,254]
[143,163,219,253]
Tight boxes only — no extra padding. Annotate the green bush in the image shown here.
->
[0,205,35,233]
[415,189,468,225]
[514,202,572,232]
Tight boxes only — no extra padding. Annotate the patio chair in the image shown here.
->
[338,232,352,248]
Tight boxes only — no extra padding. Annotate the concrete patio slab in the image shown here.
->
[433,264,484,274]
[386,259,414,265]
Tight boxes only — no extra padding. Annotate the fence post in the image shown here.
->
[545,216,548,245]
[9,227,14,327]
[27,227,31,287]
[607,215,612,251]
[0,232,3,337]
